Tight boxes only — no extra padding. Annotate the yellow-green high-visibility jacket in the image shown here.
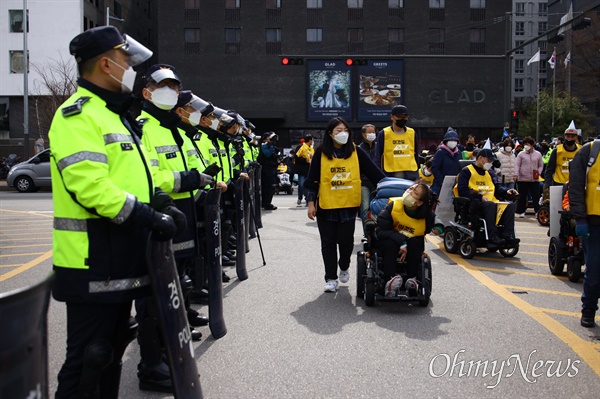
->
[49,83,154,304]
[138,110,202,258]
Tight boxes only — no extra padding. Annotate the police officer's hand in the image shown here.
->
[240,172,249,181]
[162,205,187,237]
[130,201,177,241]
[198,172,215,187]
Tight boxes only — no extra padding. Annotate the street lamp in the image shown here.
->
[106,7,125,26]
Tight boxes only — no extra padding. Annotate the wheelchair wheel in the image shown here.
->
[443,226,460,254]
[537,205,550,227]
[364,279,375,307]
[459,240,477,259]
[566,258,582,283]
[499,245,519,258]
[356,252,366,299]
[418,255,432,307]
[548,237,566,275]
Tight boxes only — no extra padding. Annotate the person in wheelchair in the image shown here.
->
[456,148,519,247]
[376,182,443,297]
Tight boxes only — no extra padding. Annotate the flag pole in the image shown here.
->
[551,47,556,129]
[536,48,540,143]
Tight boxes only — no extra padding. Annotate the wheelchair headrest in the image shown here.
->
[459,160,475,169]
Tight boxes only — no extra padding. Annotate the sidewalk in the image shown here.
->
[0,180,11,191]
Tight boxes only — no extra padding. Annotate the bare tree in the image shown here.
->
[30,56,77,145]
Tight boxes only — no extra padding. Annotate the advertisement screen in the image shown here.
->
[356,60,404,121]
[307,60,352,122]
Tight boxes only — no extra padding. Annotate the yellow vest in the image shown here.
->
[462,164,498,202]
[318,149,361,209]
[419,168,434,185]
[553,144,581,184]
[382,126,417,173]
[390,199,426,238]
[586,142,600,216]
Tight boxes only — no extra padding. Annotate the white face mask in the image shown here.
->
[209,117,219,130]
[402,190,418,207]
[524,145,531,152]
[333,132,349,145]
[446,141,458,149]
[423,168,432,176]
[108,59,136,93]
[366,133,376,142]
[187,111,201,127]
[150,86,179,110]
[483,162,493,170]
[504,146,512,152]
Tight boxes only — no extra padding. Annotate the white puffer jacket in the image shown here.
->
[496,150,516,183]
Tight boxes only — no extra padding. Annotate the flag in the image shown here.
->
[483,138,492,150]
[558,3,573,35]
[564,52,571,68]
[548,49,556,69]
[527,49,541,66]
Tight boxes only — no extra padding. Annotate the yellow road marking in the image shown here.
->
[474,266,571,280]
[0,251,52,282]
[0,209,53,219]
[537,307,595,319]
[0,252,47,258]
[0,243,52,249]
[428,235,600,377]
[497,258,547,266]
[0,264,20,268]
[0,237,52,242]
[518,243,549,247]
[501,285,581,298]
[0,232,52,237]
[518,250,547,256]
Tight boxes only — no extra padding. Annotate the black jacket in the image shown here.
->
[569,142,600,225]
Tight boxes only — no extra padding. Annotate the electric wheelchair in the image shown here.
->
[548,209,585,282]
[443,196,520,259]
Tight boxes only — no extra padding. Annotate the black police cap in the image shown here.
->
[145,64,181,85]
[69,26,126,64]
[176,90,193,109]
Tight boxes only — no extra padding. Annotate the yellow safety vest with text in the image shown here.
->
[553,144,581,184]
[464,164,498,202]
[318,149,361,209]
[390,199,426,238]
[382,126,417,173]
[586,142,600,216]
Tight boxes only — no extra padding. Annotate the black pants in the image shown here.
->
[56,301,133,399]
[316,218,355,281]
[480,201,517,239]
[378,236,424,281]
[516,181,541,214]
[261,167,277,207]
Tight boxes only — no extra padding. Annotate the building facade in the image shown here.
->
[157,0,512,148]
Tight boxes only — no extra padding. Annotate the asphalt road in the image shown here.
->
[1,189,599,398]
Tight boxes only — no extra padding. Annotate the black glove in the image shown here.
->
[202,162,222,178]
[198,172,214,187]
[129,201,177,241]
[153,187,173,212]
[162,205,187,237]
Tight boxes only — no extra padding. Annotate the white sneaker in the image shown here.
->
[405,277,419,296]
[518,213,526,218]
[297,199,302,205]
[339,270,350,283]
[385,275,402,297]
[324,280,339,292]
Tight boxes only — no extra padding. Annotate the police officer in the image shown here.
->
[136,64,213,392]
[544,120,581,189]
[50,26,185,398]
[374,105,419,180]
[258,132,280,210]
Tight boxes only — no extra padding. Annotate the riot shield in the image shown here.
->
[243,175,251,250]
[146,237,203,399]
[0,272,53,399]
[203,188,227,339]
[234,178,249,280]
[253,164,263,229]
[246,168,257,239]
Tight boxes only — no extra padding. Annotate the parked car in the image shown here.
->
[6,149,51,192]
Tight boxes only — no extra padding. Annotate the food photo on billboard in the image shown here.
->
[357,59,404,121]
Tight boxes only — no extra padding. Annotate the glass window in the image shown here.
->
[515,3,524,17]
[469,28,485,42]
[225,28,241,42]
[538,40,547,52]
[429,28,444,42]
[388,0,403,7]
[9,10,28,33]
[185,28,201,43]
[514,59,524,74]
[266,0,281,8]
[307,28,322,42]
[388,28,404,43]
[307,0,322,9]
[429,0,445,9]
[515,41,524,54]
[266,28,281,42]
[185,0,201,8]
[538,22,547,36]
[225,0,240,8]
[538,3,547,17]
[347,28,363,42]
[514,78,524,93]
[470,0,484,8]
[348,0,363,8]
[515,22,524,36]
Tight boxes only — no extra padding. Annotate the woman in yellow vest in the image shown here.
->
[375,183,443,296]
[306,117,385,293]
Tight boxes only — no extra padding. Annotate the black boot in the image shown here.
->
[581,308,596,328]
[222,270,231,282]
[187,308,209,327]
[138,361,173,393]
